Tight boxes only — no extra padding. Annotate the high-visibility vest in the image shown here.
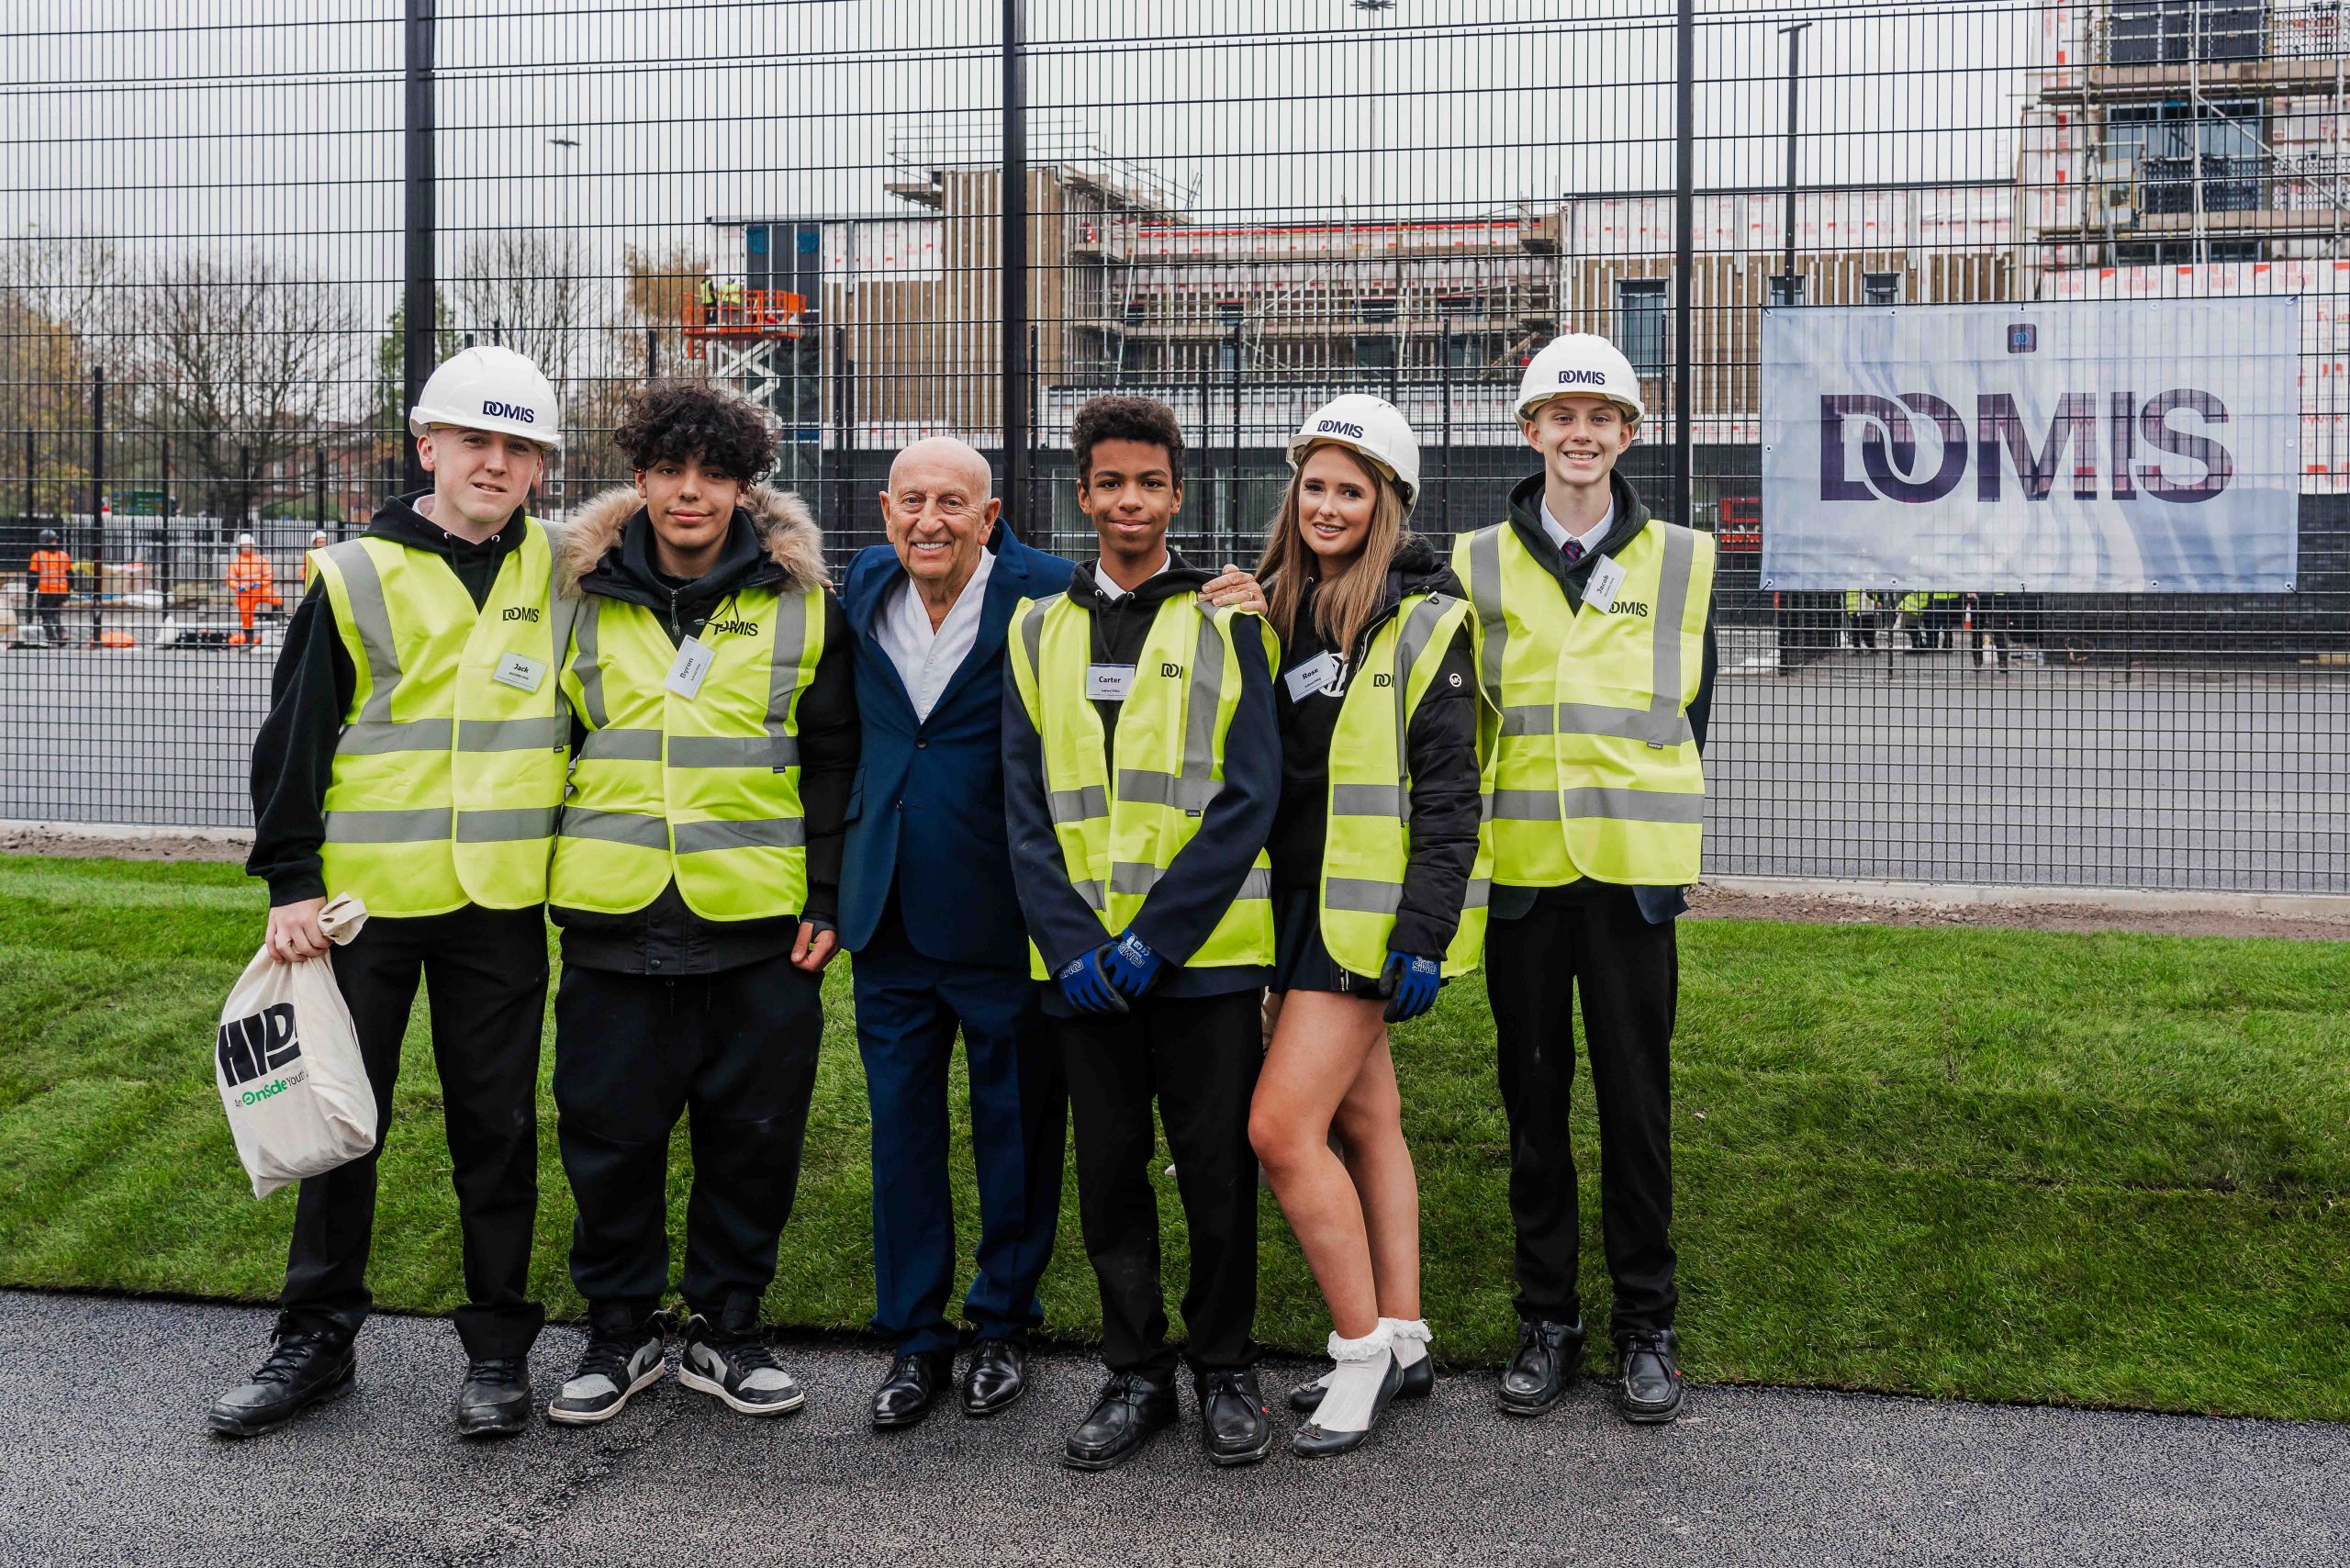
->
[229,552,274,598]
[1453,516,1715,889]
[1007,591,1276,980]
[1843,589,1864,615]
[29,549,71,595]
[1318,589,1494,979]
[309,521,572,916]
[552,584,826,921]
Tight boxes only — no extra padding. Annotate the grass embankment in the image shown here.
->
[2,854,2344,1420]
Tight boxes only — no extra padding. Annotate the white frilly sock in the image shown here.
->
[1309,1324,1394,1434]
[1385,1316,1431,1372]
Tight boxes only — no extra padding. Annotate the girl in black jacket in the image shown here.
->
[1208,398,1483,1459]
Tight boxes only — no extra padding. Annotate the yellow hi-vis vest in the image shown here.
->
[1318,589,1496,979]
[551,584,826,922]
[1453,516,1715,889]
[1007,591,1276,980]
[311,521,571,917]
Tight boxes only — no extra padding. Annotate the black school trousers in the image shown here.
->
[553,953,822,1336]
[1058,987,1262,1381]
[1485,881,1678,1337]
[280,903,548,1361]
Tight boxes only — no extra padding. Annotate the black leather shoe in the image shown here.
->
[455,1356,532,1439]
[1616,1328,1685,1424]
[1289,1352,1434,1414]
[1498,1318,1585,1417]
[1193,1367,1273,1468]
[207,1329,356,1438]
[960,1338,1027,1417]
[871,1350,954,1429]
[1062,1371,1177,1471]
[1292,1353,1404,1460]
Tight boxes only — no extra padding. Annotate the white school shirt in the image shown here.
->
[1539,497,1615,560]
[877,544,996,722]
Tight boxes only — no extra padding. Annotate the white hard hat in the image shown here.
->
[408,345,562,449]
[235,533,256,547]
[1285,394,1421,509]
[309,530,329,543]
[1516,333,1646,424]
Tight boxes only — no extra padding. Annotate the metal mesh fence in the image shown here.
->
[2,1,2344,891]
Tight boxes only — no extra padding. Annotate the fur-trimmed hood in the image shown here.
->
[558,481,828,596]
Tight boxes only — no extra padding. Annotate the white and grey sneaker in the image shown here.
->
[677,1314,804,1417]
[547,1316,668,1426]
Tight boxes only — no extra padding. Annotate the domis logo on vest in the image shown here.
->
[218,1002,301,1089]
[707,618,762,638]
[481,399,537,424]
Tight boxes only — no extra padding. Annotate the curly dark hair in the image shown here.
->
[1070,395,1184,487]
[612,380,779,482]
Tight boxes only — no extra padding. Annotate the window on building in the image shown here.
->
[1360,296,1398,325]
[2108,98,2264,215]
[1214,299,1243,327]
[1617,279,1668,375]
[1351,334,1396,372]
[1767,274,1807,307]
[2109,1,2265,65]
[1863,272,1902,306]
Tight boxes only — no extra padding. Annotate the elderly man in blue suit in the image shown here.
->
[840,436,1074,1429]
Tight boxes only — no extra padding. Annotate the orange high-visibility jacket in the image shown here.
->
[227,550,278,603]
[29,549,72,596]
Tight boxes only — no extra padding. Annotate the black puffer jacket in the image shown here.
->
[1267,535,1482,961]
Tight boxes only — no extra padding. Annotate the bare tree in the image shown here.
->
[451,229,597,389]
[0,238,116,516]
[122,249,364,525]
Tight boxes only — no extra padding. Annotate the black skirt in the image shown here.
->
[1269,885,1380,996]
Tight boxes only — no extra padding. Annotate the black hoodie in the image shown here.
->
[1002,546,1281,1012]
[1494,469,1718,925]
[551,494,857,975]
[1267,534,1482,961]
[246,490,533,906]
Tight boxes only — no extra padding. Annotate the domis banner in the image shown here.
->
[1759,298,2300,594]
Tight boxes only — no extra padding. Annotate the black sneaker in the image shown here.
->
[678,1314,804,1417]
[1616,1328,1685,1424]
[547,1316,668,1427]
[207,1328,356,1438]
[456,1356,533,1439]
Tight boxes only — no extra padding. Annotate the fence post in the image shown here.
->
[1438,323,1452,536]
[161,435,174,599]
[22,428,32,523]
[315,448,328,529]
[646,325,658,381]
[90,365,105,646]
[999,0,1029,541]
[1227,320,1242,560]
[1673,0,1695,528]
[403,0,438,493]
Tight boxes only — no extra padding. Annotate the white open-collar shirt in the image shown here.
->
[877,542,997,722]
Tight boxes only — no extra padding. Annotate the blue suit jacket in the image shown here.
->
[837,528,1075,967]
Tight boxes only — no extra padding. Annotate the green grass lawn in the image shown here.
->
[2,853,2345,1420]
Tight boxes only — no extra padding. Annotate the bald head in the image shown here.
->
[881,436,1002,610]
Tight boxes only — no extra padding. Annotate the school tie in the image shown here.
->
[1561,538,1585,567]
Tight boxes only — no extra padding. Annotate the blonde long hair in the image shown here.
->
[1256,445,1411,658]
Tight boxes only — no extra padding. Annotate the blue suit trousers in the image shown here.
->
[854,910,1067,1353]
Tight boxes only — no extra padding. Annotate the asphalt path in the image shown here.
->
[3,636,2347,892]
[5,1289,2345,1567]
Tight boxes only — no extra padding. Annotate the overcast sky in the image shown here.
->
[2,0,2050,330]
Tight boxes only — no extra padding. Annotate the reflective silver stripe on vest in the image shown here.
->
[1492,790,1562,821]
[1554,703,1693,749]
[458,715,570,753]
[1387,591,1455,826]
[1561,787,1705,825]
[456,806,561,842]
[669,734,800,770]
[324,806,452,844]
[1499,704,1554,736]
[570,597,610,729]
[1465,527,1508,711]
[1048,785,1108,823]
[764,588,811,758]
[338,718,454,755]
[327,541,405,729]
[1330,782,1406,817]
[1069,879,1106,912]
[1649,523,1695,722]
[1115,767,1220,813]
[1176,605,1228,804]
[675,816,809,855]
[561,807,668,848]
[579,726,663,763]
[1463,879,1491,908]
[1113,861,1273,901]
[1325,877,1403,915]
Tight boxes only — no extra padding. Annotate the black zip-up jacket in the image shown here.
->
[1002,548,1281,1014]
[1268,536,1481,961]
[1489,469,1718,925]
[247,490,533,907]
[551,485,857,976]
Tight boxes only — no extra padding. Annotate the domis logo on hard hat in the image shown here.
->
[481,399,537,425]
[1557,369,1613,387]
[1315,419,1366,440]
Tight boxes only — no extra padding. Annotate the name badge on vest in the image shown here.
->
[666,635,715,700]
[1283,650,1344,703]
[1583,555,1627,614]
[491,651,547,693]
[1086,663,1136,701]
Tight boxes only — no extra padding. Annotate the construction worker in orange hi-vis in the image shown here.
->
[227,532,280,646]
[28,528,73,644]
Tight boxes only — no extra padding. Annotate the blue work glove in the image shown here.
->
[1100,929,1166,1001]
[1380,951,1443,1023]
[1057,946,1129,1016]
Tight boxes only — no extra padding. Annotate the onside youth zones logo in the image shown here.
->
[218,1002,304,1103]
[1818,390,2233,505]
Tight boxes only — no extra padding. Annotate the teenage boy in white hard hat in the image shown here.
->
[1450,333,1717,1425]
[217,345,575,1441]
